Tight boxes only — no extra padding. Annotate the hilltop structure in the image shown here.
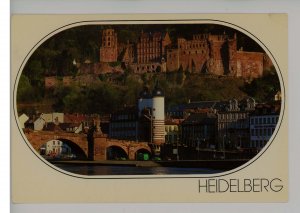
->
[45,27,273,89]
[99,28,271,79]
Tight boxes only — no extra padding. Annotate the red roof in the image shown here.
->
[64,113,88,124]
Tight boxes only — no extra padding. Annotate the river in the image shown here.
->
[54,164,223,176]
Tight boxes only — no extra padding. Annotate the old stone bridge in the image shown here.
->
[24,130,152,160]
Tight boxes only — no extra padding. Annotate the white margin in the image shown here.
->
[1,0,10,213]
[9,0,300,213]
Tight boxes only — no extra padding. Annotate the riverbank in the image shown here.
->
[49,159,249,170]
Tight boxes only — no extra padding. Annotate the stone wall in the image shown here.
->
[236,51,264,79]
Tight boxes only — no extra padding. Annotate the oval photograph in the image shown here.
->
[16,23,282,176]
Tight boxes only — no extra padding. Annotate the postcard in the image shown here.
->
[11,14,288,202]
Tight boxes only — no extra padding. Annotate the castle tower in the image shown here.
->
[100,29,118,62]
[208,34,226,75]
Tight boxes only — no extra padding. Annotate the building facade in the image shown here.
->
[167,33,265,79]
[249,104,280,150]
[109,107,139,141]
[181,112,217,149]
[165,119,182,145]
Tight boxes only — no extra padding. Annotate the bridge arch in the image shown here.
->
[24,131,89,160]
[106,145,128,160]
[135,148,152,160]
[39,138,88,160]
[57,138,88,160]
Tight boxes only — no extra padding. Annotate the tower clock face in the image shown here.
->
[15,21,282,176]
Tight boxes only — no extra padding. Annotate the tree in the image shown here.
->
[241,67,281,102]
[17,75,35,102]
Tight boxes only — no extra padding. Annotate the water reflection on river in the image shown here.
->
[54,164,222,176]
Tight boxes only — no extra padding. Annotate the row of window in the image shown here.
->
[218,122,248,129]
[250,116,279,125]
[218,113,246,120]
[250,140,268,148]
[250,128,275,137]
[51,140,61,145]
[137,55,160,61]
[181,50,206,55]
[137,47,161,52]
[165,125,179,132]
[138,42,161,48]
[179,43,206,49]
[102,41,116,47]
[193,35,209,40]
